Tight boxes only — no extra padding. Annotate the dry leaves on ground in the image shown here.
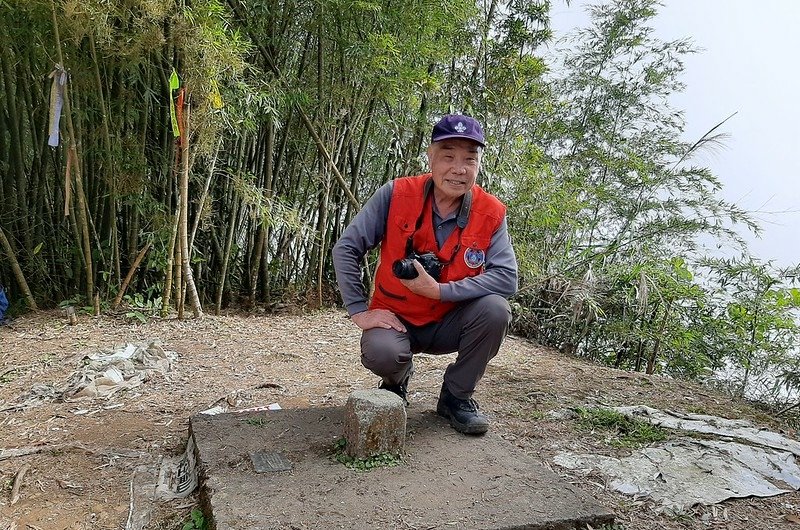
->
[0,309,798,529]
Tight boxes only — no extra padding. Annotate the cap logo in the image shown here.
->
[454,122,466,133]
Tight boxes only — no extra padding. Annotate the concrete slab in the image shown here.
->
[191,405,615,530]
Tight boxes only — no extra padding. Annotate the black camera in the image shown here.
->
[392,251,443,281]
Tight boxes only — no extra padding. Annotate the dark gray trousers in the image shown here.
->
[360,294,511,400]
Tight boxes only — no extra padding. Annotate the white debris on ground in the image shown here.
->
[0,341,181,528]
[0,383,61,411]
[554,406,800,512]
[0,340,176,411]
[199,388,283,415]
[613,405,800,456]
[67,340,176,399]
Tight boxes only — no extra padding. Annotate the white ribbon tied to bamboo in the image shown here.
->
[48,64,68,147]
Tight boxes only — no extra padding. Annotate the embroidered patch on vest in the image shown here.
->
[463,247,485,269]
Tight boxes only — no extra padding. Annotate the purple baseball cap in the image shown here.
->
[431,114,485,147]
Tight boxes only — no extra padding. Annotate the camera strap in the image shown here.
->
[405,192,463,266]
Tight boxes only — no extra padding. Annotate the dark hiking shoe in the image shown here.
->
[436,384,489,435]
[378,365,414,406]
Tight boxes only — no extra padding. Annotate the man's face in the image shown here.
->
[428,138,482,202]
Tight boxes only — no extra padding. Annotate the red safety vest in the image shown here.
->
[369,174,506,325]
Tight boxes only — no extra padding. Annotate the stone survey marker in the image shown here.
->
[344,388,406,459]
[190,400,614,530]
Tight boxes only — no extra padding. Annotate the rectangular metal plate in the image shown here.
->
[250,451,292,473]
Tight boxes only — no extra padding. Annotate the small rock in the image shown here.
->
[547,408,579,421]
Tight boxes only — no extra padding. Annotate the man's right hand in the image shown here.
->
[351,309,407,332]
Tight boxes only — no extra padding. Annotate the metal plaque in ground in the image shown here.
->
[190,404,615,530]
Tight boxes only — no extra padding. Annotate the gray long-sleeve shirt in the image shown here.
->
[332,181,518,316]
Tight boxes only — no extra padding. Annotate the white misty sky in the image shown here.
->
[549,0,800,268]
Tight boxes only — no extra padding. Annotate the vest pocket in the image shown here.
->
[464,235,491,251]
[392,215,415,235]
[378,285,407,301]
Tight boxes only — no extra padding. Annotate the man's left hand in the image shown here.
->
[399,260,441,300]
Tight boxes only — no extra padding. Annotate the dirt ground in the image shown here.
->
[1,308,799,530]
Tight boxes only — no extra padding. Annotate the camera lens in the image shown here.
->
[392,258,419,279]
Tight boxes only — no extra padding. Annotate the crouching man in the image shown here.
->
[332,114,518,435]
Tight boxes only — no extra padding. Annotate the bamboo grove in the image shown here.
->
[1,0,799,402]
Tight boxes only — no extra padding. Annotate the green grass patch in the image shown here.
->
[243,416,268,427]
[331,437,402,471]
[576,407,666,447]
[181,508,207,530]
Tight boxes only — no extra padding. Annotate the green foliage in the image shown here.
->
[232,171,306,232]
[181,508,207,530]
[123,311,145,324]
[244,416,268,427]
[576,407,666,447]
[506,0,769,392]
[121,292,162,323]
[331,438,402,471]
[58,295,84,308]
[701,259,800,403]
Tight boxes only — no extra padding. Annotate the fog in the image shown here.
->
[550,1,800,268]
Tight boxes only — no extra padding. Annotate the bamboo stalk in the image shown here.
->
[178,93,203,318]
[89,34,119,293]
[0,226,38,310]
[111,241,152,310]
[225,0,359,210]
[249,226,266,305]
[160,209,180,317]
[0,44,31,250]
[174,228,184,320]
[216,200,240,315]
[189,137,221,251]
[248,118,275,304]
[50,0,94,303]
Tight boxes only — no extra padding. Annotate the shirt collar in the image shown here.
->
[424,177,472,228]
